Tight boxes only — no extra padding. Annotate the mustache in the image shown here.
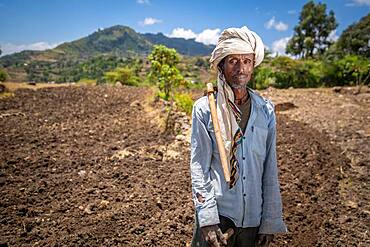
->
[233,73,250,76]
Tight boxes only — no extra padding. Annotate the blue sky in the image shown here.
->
[0,0,369,56]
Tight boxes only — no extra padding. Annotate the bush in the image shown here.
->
[104,66,139,86]
[253,66,274,89]
[270,56,300,88]
[78,78,97,86]
[0,68,9,82]
[104,71,119,85]
[125,75,140,86]
[332,55,370,86]
[296,60,324,88]
[174,93,194,115]
[257,55,370,88]
[253,57,325,89]
[115,67,134,84]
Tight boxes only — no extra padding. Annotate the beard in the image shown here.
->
[229,79,249,89]
[222,71,251,89]
[229,75,251,89]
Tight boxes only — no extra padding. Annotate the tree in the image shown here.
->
[336,13,370,59]
[286,0,337,58]
[148,45,184,100]
[148,45,186,133]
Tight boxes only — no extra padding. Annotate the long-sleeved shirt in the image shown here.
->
[190,88,287,234]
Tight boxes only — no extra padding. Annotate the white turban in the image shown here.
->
[210,26,264,69]
[208,26,264,186]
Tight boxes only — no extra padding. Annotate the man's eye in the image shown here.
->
[244,60,251,64]
[229,60,237,65]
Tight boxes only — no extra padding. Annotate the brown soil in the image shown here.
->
[0,86,368,246]
[264,87,370,247]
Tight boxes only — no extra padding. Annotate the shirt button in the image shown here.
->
[242,157,245,160]
[243,194,246,197]
[243,177,246,180]
[242,136,246,140]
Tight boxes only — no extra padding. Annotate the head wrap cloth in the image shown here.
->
[208,26,265,187]
[210,26,264,69]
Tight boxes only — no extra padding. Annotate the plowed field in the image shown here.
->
[0,85,369,246]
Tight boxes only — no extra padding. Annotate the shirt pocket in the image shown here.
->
[251,125,268,159]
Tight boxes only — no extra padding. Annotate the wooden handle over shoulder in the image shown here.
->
[206,83,214,93]
[206,83,230,183]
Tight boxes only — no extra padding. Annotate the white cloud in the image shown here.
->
[346,0,370,6]
[265,18,275,29]
[136,0,150,5]
[328,30,339,42]
[168,28,197,39]
[265,17,288,31]
[139,17,162,26]
[271,37,291,55]
[167,27,220,45]
[275,22,289,31]
[0,42,60,56]
[195,29,221,45]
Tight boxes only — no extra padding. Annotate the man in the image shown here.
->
[190,26,287,247]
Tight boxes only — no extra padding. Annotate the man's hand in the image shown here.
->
[201,225,233,247]
[256,234,274,247]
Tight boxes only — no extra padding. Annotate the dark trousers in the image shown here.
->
[191,214,259,247]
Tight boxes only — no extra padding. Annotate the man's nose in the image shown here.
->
[236,62,246,74]
[236,62,244,73]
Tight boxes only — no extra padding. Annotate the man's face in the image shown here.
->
[222,54,254,89]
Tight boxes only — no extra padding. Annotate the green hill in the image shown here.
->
[54,26,152,58]
[142,32,214,56]
[0,25,214,66]
[0,25,214,82]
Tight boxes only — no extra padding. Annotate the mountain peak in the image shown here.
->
[1,24,214,70]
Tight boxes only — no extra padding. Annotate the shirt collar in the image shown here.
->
[247,87,267,108]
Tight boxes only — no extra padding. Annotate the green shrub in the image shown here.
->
[103,72,115,85]
[254,66,274,89]
[103,66,139,86]
[270,56,299,88]
[0,68,9,82]
[174,93,194,115]
[332,55,370,86]
[78,78,97,86]
[256,57,325,88]
[126,75,140,86]
[296,60,324,88]
[115,67,133,83]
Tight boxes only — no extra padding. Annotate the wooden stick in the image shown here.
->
[206,83,230,183]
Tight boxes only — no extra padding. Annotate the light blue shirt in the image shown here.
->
[190,88,287,234]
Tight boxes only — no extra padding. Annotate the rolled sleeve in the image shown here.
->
[259,107,287,234]
[190,100,219,227]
